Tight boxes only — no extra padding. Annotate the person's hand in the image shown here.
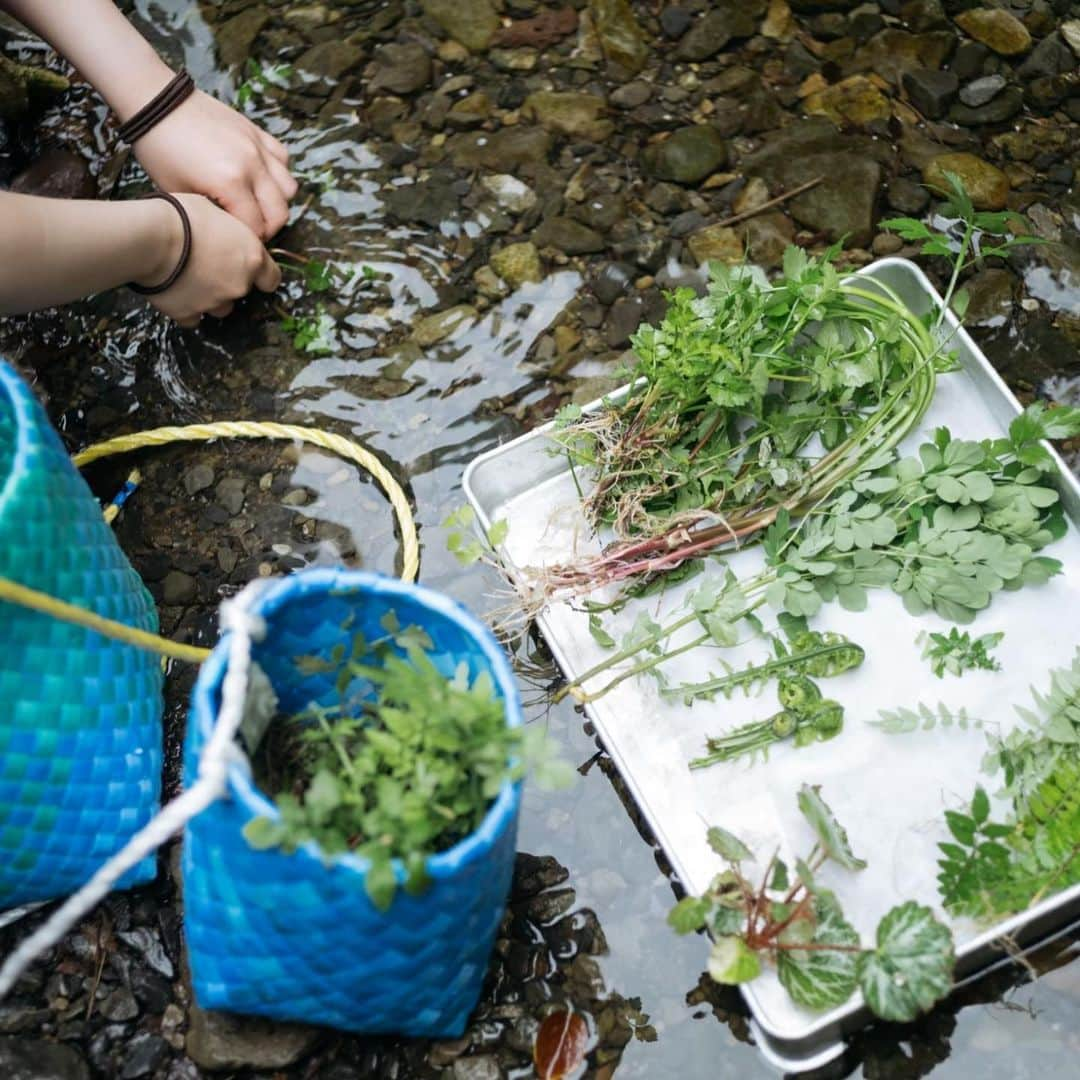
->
[133,89,297,241]
[134,194,282,327]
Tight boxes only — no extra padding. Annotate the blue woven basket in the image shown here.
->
[183,568,523,1036]
[0,360,163,908]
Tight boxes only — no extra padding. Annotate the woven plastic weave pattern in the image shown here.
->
[183,569,523,1035]
[0,361,163,907]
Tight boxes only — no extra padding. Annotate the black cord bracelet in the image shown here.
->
[117,70,195,144]
[128,192,193,296]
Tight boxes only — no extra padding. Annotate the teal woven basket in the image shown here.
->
[183,569,523,1035]
[0,360,164,908]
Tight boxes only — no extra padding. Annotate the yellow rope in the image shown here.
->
[0,421,419,665]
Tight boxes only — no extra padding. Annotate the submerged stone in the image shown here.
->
[803,74,892,127]
[923,152,1009,210]
[422,0,499,52]
[901,68,958,119]
[959,74,1007,108]
[590,0,650,73]
[449,127,552,170]
[522,91,614,142]
[642,125,728,184]
[851,29,955,86]
[490,242,544,287]
[948,86,1023,125]
[687,224,744,266]
[955,9,1031,57]
[411,305,478,346]
[534,216,606,254]
[676,5,761,61]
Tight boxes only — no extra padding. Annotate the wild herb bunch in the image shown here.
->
[244,615,567,910]
[561,402,1080,705]
[543,247,942,597]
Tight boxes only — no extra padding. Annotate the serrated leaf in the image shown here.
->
[707,825,755,864]
[797,784,868,871]
[856,902,955,1022]
[778,893,859,1011]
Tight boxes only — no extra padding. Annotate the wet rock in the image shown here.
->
[215,477,246,517]
[422,0,499,52]
[803,74,891,127]
[0,1037,90,1080]
[886,175,929,214]
[162,571,197,607]
[480,174,537,213]
[954,9,1031,57]
[447,92,492,129]
[923,153,1008,210]
[963,267,1014,325]
[687,224,744,265]
[120,1033,168,1079]
[851,29,955,85]
[950,41,989,80]
[523,91,614,142]
[451,1055,504,1080]
[0,1007,51,1035]
[411,305,478,346]
[643,125,727,184]
[0,56,69,118]
[591,262,635,305]
[384,176,459,227]
[1018,32,1077,79]
[744,121,887,246]
[490,242,543,287]
[183,464,215,496]
[100,987,139,1022]
[872,231,904,255]
[604,296,648,347]
[449,127,552,170]
[959,74,1007,107]
[901,68,958,119]
[660,7,693,39]
[534,216,606,254]
[10,148,94,199]
[571,192,625,232]
[185,1006,319,1072]
[590,0,650,74]
[676,6,760,61]
[948,86,1023,124]
[762,0,796,40]
[215,9,269,67]
[1064,21,1080,59]
[740,210,795,268]
[297,41,364,82]
[370,42,431,95]
[789,0,861,9]
[488,47,539,72]
[610,81,652,108]
[733,176,770,215]
[899,0,947,32]
[1025,75,1070,111]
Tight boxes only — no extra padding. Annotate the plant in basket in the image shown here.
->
[182,569,569,1037]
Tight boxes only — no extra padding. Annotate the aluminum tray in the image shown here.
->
[463,258,1080,1073]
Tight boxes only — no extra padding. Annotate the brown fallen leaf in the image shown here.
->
[533,1009,589,1080]
[493,7,578,49]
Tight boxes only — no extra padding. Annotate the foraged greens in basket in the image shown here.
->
[530,175,1038,603]
[243,612,569,910]
[669,785,955,1022]
[559,404,1080,705]
[876,651,1080,921]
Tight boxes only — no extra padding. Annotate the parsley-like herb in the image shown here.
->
[917,627,1003,678]
[243,613,569,911]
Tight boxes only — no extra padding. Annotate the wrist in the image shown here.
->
[131,197,186,289]
[106,50,176,123]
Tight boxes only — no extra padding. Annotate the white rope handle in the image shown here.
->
[0,584,266,998]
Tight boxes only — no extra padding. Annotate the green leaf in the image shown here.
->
[971,786,990,826]
[365,855,398,912]
[668,896,711,934]
[856,902,955,1022]
[588,612,616,649]
[707,936,762,985]
[797,784,868,871]
[707,825,755,864]
[778,893,860,1011]
[242,816,285,850]
[487,519,509,547]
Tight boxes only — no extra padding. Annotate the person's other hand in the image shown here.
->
[135,194,282,327]
[133,90,297,241]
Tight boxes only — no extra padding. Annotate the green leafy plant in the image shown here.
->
[881,169,1043,328]
[917,627,1003,678]
[933,652,1080,919]
[558,404,1080,705]
[668,785,955,1022]
[243,611,570,911]
[443,505,508,566]
[236,58,292,107]
[871,702,984,734]
[281,305,338,355]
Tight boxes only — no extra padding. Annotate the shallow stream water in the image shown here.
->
[2,0,1080,1077]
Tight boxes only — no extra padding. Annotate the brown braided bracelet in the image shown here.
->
[128,192,192,296]
[117,70,195,145]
